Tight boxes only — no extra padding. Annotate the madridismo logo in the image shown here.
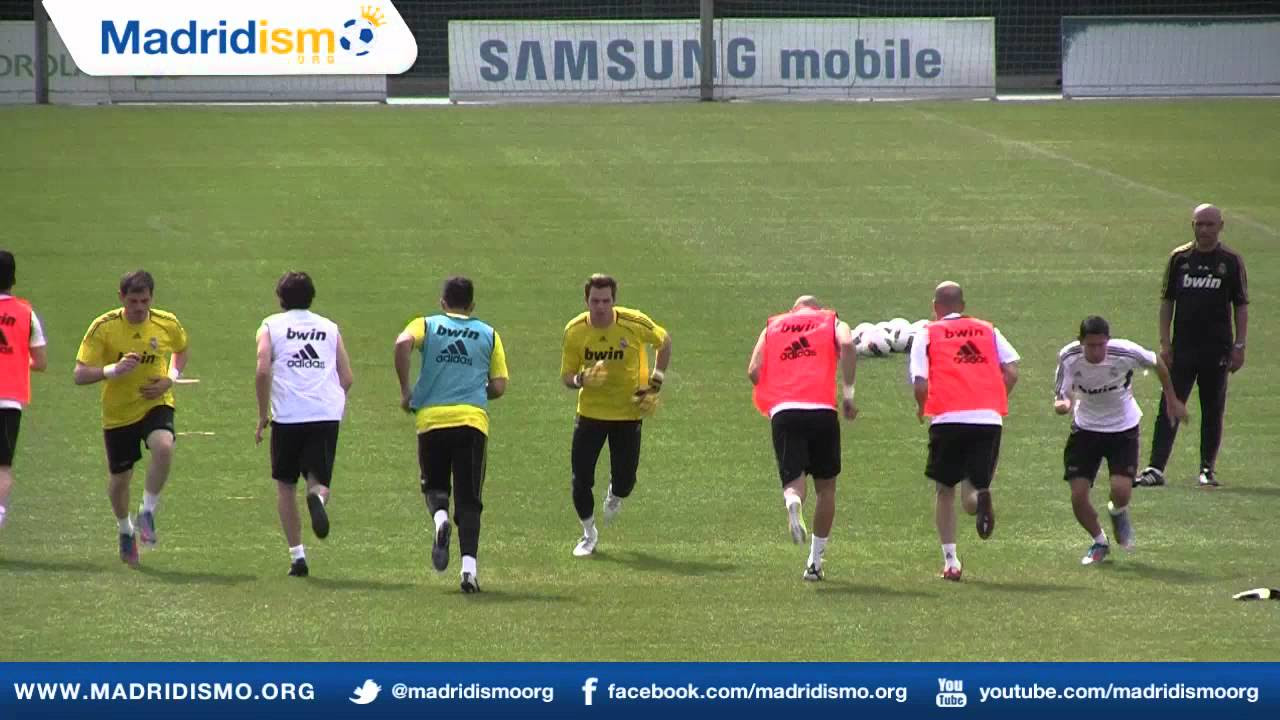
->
[42,0,418,75]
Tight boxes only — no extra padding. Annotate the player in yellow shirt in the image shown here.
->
[395,276,507,593]
[560,274,672,557]
[74,271,189,567]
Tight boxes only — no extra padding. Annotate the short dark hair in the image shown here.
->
[119,270,155,296]
[442,276,474,310]
[584,273,617,301]
[1079,315,1110,339]
[0,251,15,292]
[276,271,315,310]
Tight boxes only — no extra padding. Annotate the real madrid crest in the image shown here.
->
[150,337,158,350]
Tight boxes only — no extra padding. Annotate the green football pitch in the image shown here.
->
[1,99,1276,661]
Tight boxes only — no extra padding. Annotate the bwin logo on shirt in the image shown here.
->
[287,343,326,369]
[436,325,480,340]
[1182,275,1222,289]
[436,340,473,366]
[779,321,817,333]
[585,348,624,362]
[117,351,158,365]
[287,327,326,341]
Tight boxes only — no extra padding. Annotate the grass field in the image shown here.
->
[1,99,1277,661]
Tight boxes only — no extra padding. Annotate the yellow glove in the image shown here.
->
[632,388,660,416]
[581,360,609,388]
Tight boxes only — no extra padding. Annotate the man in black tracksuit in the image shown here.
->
[1136,204,1248,488]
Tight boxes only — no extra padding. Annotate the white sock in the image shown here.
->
[809,535,828,567]
[942,543,959,568]
[784,493,802,510]
[1108,502,1127,516]
[117,516,134,535]
[461,555,477,575]
[0,506,7,528]
[433,509,448,531]
[289,544,306,561]
[141,492,159,514]
[1093,532,1109,546]
[581,515,596,536]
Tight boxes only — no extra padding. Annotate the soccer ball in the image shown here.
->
[856,327,891,357]
[885,318,911,352]
[340,18,377,56]
[888,324,912,352]
[851,322,875,345]
[900,319,930,352]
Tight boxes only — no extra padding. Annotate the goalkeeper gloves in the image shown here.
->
[632,389,660,416]
[631,369,665,416]
[576,360,609,389]
[645,369,664,394]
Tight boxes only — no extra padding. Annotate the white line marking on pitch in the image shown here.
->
[913,109,1278,239]
[177,431,216,436]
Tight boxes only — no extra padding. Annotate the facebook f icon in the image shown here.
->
[582,677,599,706]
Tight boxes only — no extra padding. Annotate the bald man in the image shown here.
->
[749,296,858,581]
[909,282,1019,581]
[1136,204,1248,489]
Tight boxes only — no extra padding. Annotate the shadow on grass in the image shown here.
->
[1109,561,1209,584]
[593,549,737,576]
[814,580,938,599]
[966,578,1083,594]
[137,565,256,586]
[1219,486,1280,499]
[451,588,577,604]
[305,576,417,592]
[0,557,110,575]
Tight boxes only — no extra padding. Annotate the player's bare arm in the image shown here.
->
[74,354,140,385]
[140,348,187,400]
[1000,361,1019,395]
[836,321,857,421]
[254,328,273,444]
[746,328,766,385]
[393,331,415,412]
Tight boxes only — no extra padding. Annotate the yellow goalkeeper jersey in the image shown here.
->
[76,308,188,429]
[560,306,667,421]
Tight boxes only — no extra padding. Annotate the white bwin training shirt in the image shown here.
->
[259,309,345,424]
[1054,338,1157,433]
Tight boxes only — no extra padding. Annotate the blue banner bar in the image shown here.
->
[1,663,1275,719]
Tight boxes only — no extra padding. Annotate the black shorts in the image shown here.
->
[418,426,487,508]
[0,408,21,466]
[770,409,841,485]
[925,423,1002,489]
[103,406,175,475]
[271,420,340,486]
[1063,424,1140,485]
[570,416,643,496]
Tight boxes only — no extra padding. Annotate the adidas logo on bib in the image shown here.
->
[287,343,326,369]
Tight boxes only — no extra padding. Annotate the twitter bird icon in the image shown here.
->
[350,679,381,705]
